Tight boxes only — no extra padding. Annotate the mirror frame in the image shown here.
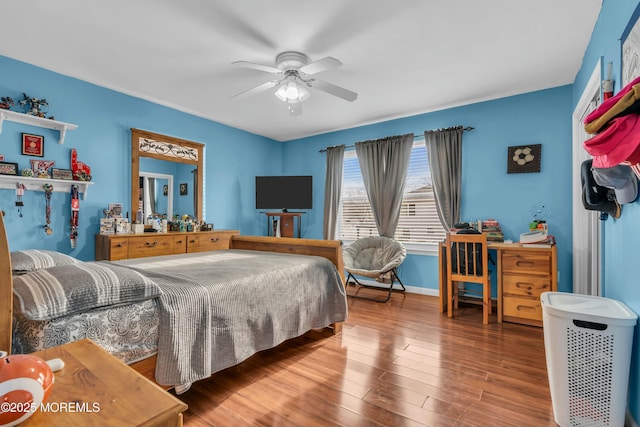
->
[131,128,204,223]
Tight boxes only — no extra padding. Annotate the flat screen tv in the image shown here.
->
[256,175,312,211]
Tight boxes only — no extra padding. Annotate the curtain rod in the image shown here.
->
[318,126,474,153]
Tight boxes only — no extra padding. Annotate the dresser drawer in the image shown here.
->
[503,273,552,297]
[187,232,233,253]
[503,295,542,322]
[198,233,232,252]
[501,251,551,275]
[127,235,173,258]
[173,235,187,254]
[109,238,129,260]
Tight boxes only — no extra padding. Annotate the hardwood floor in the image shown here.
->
[176,291,557,427]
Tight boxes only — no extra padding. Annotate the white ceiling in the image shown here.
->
[0,0,602,142]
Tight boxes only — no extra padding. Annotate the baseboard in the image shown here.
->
[347,278,438,297]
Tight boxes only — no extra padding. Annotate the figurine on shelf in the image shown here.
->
[30,159,56,179]
[0,96,14,110]
[71,148,91,181]
[19,92,49,117]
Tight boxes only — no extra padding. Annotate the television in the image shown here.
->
[256,175,313,211]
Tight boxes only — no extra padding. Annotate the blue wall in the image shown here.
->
[573,0,640,421]
[283,86,574,293]
[3,1,640,420]
[0,55,283,260]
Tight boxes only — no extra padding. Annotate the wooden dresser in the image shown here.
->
[95,230,239,261]
[496,244,557,327]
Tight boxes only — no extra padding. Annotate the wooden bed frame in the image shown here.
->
[0,212,345,387]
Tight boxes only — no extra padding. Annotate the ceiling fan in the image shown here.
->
[231,51,358,116]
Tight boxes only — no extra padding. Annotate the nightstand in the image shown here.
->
[21,339,187,427]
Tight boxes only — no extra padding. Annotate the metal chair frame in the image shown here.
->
[346,268,406,303]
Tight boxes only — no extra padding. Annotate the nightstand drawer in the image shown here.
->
[501,251,551,275]
[503,273,552,297]
[503,295,542,321]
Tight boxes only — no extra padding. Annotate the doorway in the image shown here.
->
[572,59,602,296]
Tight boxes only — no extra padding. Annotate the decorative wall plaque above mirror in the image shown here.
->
[131,128,204,224]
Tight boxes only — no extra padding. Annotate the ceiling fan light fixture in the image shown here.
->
[285,82,299,100]
[274,85,288,102]
[275,80,310,103]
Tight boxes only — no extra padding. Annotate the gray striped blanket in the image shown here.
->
[114,249,347,387]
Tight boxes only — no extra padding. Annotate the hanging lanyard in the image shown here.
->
[70,185,79,248]
[43,183,53,235]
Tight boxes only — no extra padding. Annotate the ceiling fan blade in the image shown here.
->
[232,61,283,75]
[231,79,280,100]
[288,102,302,116]
[299,57,342,75]
[310,79,358,102]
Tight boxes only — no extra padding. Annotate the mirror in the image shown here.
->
[139,171,173,220]
[131,128,204,224]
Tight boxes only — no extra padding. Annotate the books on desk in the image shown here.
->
[482,219,504,242]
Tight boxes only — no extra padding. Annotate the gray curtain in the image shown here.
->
[355,133,413,237]
[323,145,345,240]
[424,127,463,230]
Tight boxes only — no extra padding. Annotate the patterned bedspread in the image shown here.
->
[114,249,347,387]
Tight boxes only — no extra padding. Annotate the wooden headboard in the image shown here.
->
[229,235,345,283]
[0,212,13,354]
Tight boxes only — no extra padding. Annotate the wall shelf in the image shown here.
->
[0,109,78,144]
[0,175,93,199]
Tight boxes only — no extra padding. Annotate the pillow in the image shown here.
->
[13,262,163,321]
[11,250,80,272]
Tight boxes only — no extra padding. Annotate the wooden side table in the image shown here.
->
[21,339,187,427]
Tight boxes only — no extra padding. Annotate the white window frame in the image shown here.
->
[338,140,446,255]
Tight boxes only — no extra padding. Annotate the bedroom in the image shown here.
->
[1,0,640,425]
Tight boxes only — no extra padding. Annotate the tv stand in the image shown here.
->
[265,212,303,238]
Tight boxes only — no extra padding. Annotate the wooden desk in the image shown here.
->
[22,339,187,427]
[439,241,557,326]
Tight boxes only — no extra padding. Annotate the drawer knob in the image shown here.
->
[176,240,183,244]
[115,244,123,248]
[145,241,158,247]
[189,240,196,244]
[211,237,220,242]
[517,305,536,312]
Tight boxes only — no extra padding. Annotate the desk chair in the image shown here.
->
[445,232,492,324]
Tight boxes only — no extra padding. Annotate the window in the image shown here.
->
[339,140,446,251]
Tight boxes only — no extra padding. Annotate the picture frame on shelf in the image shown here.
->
[21,133,44,157]
[52,168,73,180]
[0,162,18,175]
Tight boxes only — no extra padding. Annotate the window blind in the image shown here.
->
[339,141,446,245]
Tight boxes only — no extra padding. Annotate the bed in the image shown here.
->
[0,213,347,391]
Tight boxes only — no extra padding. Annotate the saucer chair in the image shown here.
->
[343,236,407,302]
